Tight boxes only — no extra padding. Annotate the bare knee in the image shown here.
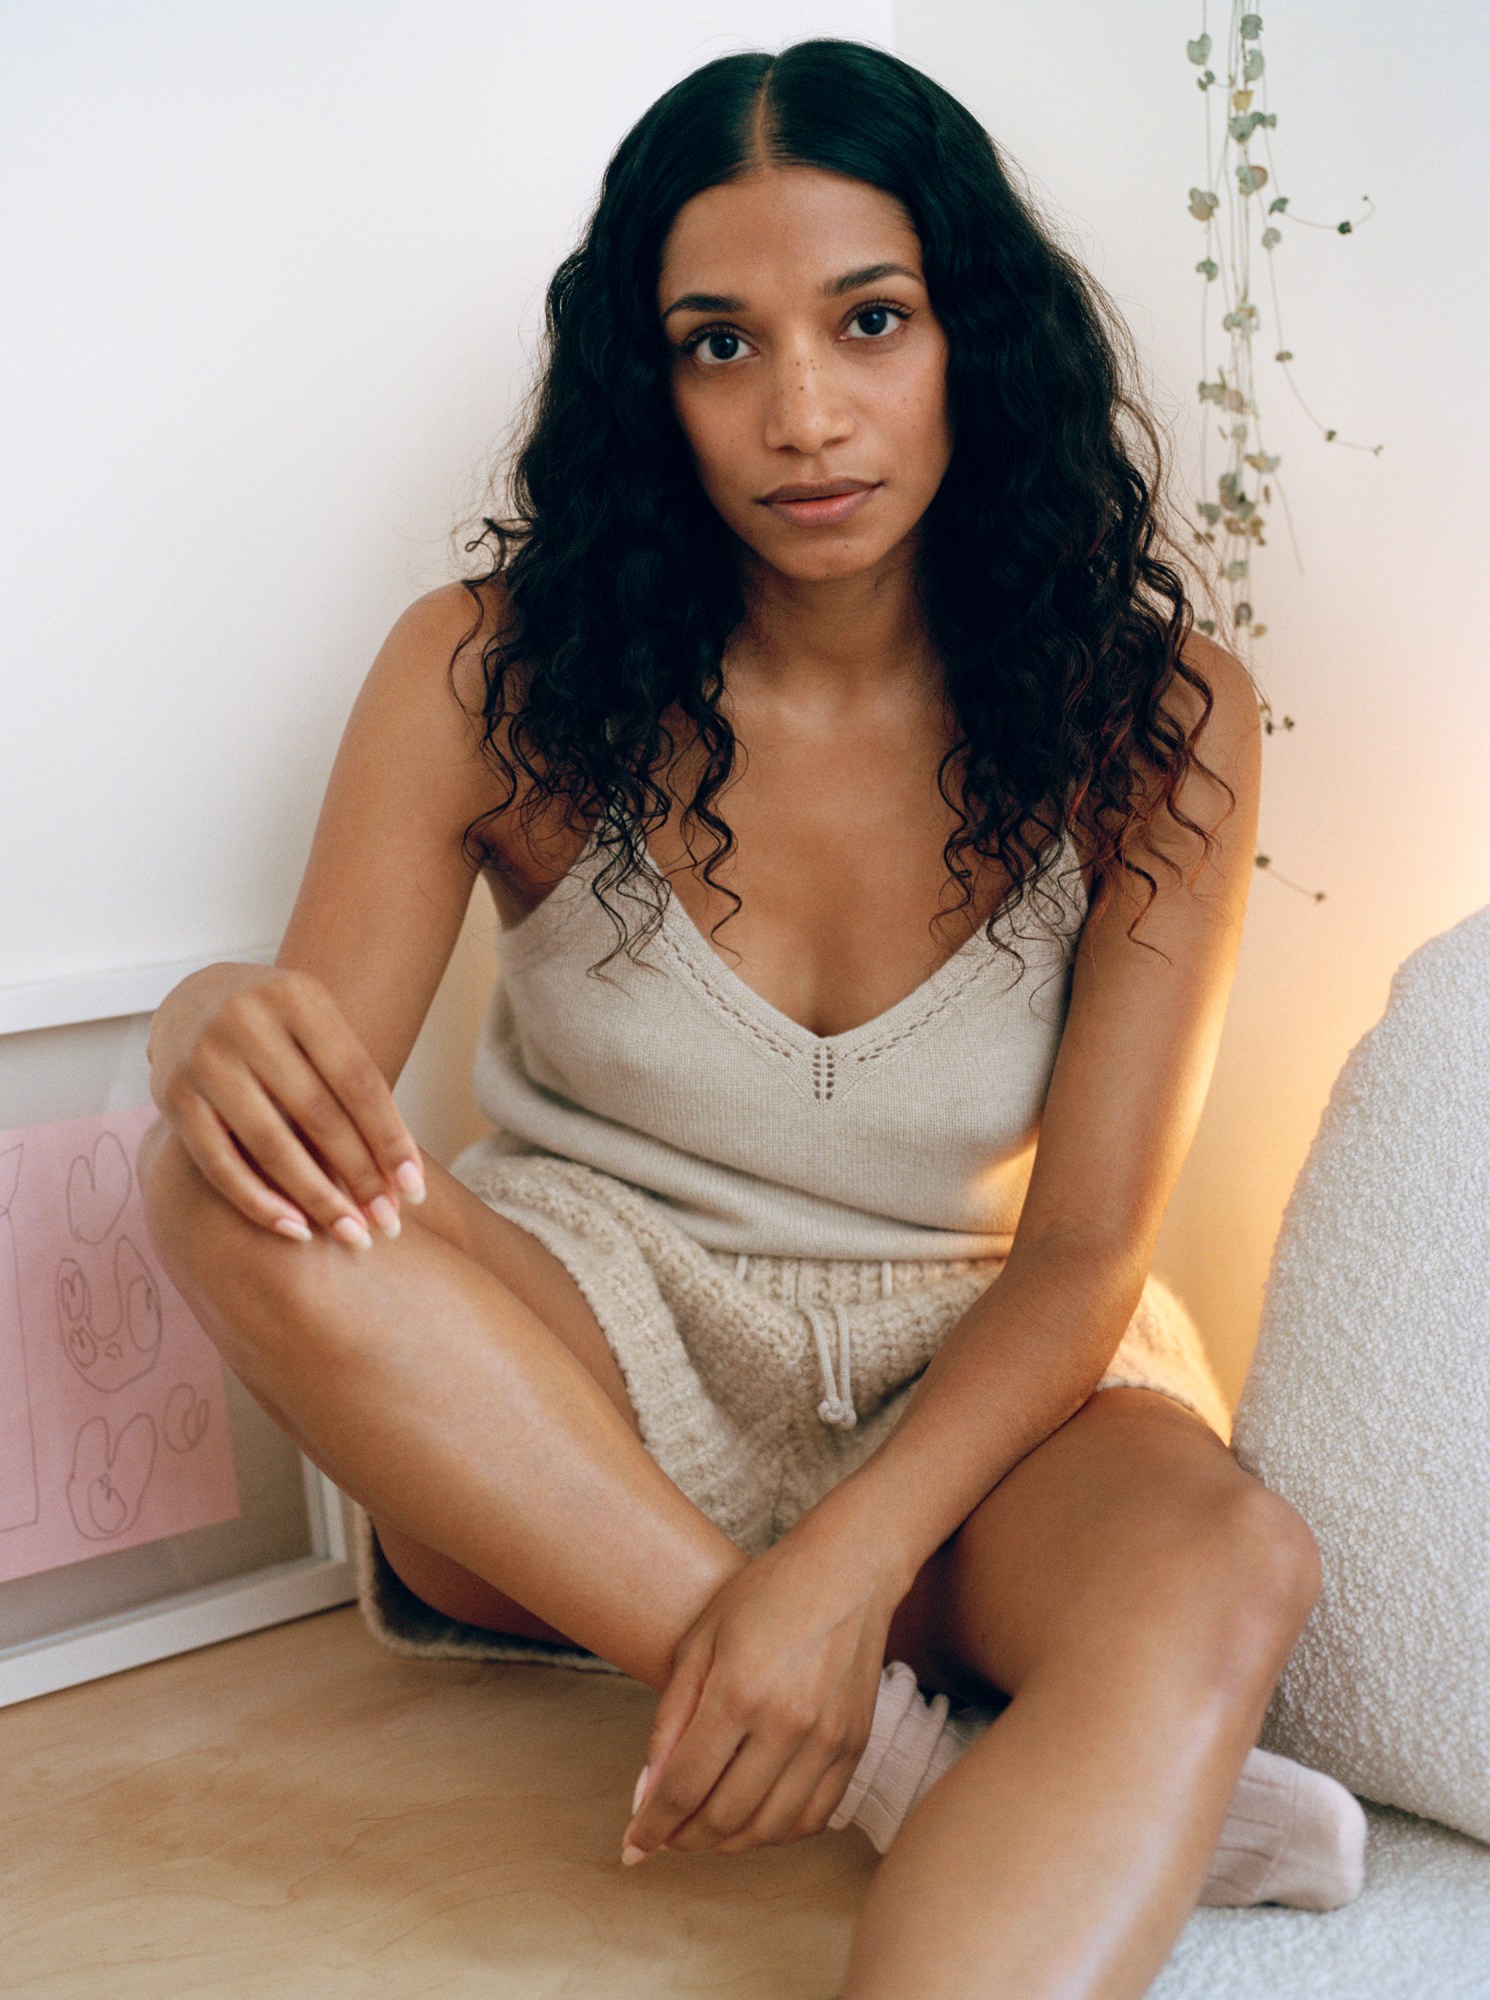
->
[939,1453,1322,1708]
[137,1118,232,1280]
[1208,1479,1322,1664]
[1118,1478,1322,1712]
[136,1118,332,1368]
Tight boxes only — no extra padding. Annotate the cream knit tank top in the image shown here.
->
[467,818,1090,1261]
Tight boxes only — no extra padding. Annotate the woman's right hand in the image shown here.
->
[146,961,427,1246]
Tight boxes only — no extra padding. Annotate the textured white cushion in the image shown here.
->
[1230,905,1490,1844]
[1154,1804,1490,1998]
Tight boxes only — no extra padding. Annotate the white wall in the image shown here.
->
[897,0,1490,1395]
[0,0,891,1160]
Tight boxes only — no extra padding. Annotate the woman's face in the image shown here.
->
[657,165,952,587]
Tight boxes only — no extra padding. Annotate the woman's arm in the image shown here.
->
[795,634,1264,1595]
[146,581,514,1237]
[272,582,509,1079]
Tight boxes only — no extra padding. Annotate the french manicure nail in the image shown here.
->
[332,1215,374,1250]
[621,1844,648,1867]
[631,1765,651,1815]
[394,1159,427,1203]
[274,1215,313,1242]
[368,1194,401,1239]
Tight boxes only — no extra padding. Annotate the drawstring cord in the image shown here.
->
[806,1302,858,1430]
[733,1254,897,1432]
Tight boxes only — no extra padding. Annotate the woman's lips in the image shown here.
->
[763,485,878,527]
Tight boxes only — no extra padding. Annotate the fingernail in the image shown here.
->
[368,1194,401,1240]
[274,1215,312,1242]
[394,1159,426,1203]
[332,1215,374,1250]
[631,1765,651,1815]
[621,1844,648,1867]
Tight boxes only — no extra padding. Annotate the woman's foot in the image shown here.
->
[832,1662,1367,1910]
[1200,1742,1368,1909]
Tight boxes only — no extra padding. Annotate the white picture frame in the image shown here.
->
[0,1461,355,1708]
[0,951,358,1709]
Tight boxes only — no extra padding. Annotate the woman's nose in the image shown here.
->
[761,351,852,454]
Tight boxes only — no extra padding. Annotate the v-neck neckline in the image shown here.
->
[634,826,1082,1053]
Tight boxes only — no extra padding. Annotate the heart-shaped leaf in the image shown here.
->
[66,1413,158,1540]
[67,1132,132,1245]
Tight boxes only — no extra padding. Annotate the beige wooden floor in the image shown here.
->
[0,1605,872,1999]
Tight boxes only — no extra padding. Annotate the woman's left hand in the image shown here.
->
[619,1518,906,1861]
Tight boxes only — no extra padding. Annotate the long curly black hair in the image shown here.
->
[451,36,1239,980]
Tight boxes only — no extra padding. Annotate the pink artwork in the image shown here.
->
[0,1102,240,1582]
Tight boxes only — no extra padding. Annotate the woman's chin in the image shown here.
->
[742,535,912,589]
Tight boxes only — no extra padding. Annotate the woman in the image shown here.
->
[138,39,1366,2000]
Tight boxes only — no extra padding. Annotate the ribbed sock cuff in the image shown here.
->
[828,1661,997,1857]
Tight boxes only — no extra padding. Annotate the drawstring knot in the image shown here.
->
[734,1254,897,1433]
[806,1302,859,1430]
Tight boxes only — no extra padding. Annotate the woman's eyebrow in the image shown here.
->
[661,261,923,322]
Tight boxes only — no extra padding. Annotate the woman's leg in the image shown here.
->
[357,1166,657,1647]
[139,1119,952,1693]
[838,1387,1322,2000]
[136,1120,751,1690]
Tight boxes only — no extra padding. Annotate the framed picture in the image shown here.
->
[0,951,357,1708]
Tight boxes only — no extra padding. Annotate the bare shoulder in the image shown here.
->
[384,575,538,802]
[384,577,581,890]
[1067,627,1260,889]
[1124,627,1263,913]
[311,577,529,890]
[1111,627,1261,850]
[1170,627,1263,751]
[384,575,517,721]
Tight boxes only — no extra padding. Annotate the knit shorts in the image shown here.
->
[354,1150,1234,1677]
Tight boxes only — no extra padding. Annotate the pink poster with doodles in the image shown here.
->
[0,1101,240,1582]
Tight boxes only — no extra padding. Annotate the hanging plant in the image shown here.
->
[1185,6,1382,902]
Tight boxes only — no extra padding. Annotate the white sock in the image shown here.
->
[826,1660,958,1854]
[1199,1742,1368,1910]
[830,1661,1367,1911]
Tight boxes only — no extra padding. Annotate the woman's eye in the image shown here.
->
[678,301,910,366]
[847,302,910,340]
[683,328,755,366]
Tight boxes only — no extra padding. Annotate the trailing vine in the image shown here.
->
[1185,5,1382,901]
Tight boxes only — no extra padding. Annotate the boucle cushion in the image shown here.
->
[1229,904,1490,1844]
